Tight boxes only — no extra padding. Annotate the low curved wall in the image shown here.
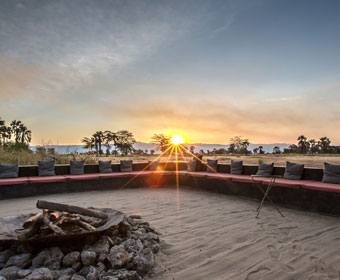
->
[2,162,338,217]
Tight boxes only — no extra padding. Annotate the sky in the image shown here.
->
[1,0,340,145]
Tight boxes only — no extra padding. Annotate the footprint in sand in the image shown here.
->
[310,256,326,273]
[279,263,294,272]
[246,266,271,280]
[267,244,281,260]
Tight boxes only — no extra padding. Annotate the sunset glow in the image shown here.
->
[170,135,185,146]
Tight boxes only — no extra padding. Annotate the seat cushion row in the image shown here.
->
[0,171,176,185]
[184,172,340,193]
[1,171,340,194]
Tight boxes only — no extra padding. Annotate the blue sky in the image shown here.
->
[1,0,340,145]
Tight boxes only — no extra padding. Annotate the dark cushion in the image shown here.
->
[322,162,340,184]
[99,161,112,173]
[0,164,19,178]
[283,161,304,180]
[194,155,204,171]
[120,160,133,172]
[70,160,84,175]
[231,160,243,175]
[207,159,218,173]
[148,161,159,171]
[38,160,55,177]
[187,159,197,172]
[256,163,274,177]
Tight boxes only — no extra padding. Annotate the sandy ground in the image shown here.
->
[1,187,340,280]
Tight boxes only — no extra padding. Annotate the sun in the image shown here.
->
[170,135,185,145]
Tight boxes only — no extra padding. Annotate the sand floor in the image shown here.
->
[1,187,340,280]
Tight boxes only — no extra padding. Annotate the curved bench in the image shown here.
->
[1,163,340,216]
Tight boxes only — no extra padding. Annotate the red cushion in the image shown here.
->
[176,171,189,176]
[28,175,67,183]
[260,178,302,189]
[229,175,254,183]
[188,172,208,178]
[301,180,340,193]
[0,177,29,186]
[206,173,232,181]
[65,174,100,181]
[98,172,131,179]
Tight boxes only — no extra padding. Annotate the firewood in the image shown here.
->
[37,200,108,220]
[23,213,43,228]
[74,220,97,232]
[17,214,44,240]
[42,211,65,235]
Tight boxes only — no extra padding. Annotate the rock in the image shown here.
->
[97,253,107,262]
[107,246,130,268]
[0,266,19,280]
[0,250,16,264]
[17,268,32,278]
[80,250,96,266]
[122,239,143,253]
[70,274,85,280]
[58,276,71,280]
[131,231,145,241]
[118,221,131,235]
[62,252,80,267]
[145,232,160,243]
[132,248,154,275]
[31,247,64,270]
[104,269,140,280]
[27,267,53,280]
[83,235,111,255]
[143,239,161,254]
[86,266,98,280]
[96,261,106,273]
[56,267,75,280]
[129,214,142,219]
[101,277,118,280]
[5,253,32,268]
[59,267,75,276]
[71,262,82,272]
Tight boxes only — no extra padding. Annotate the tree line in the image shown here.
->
[195,135,340,155]
[283,135,340,154]
[82,130,137,156]
[0,117,32,150]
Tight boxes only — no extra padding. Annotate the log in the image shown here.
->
[17,213,44,239]
[23,213,43,228]
[37,200,108,220]
[42,211,65,235]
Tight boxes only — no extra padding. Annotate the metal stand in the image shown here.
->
[252,176,284,218]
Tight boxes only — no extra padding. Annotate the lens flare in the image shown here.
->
[170,135,185,145]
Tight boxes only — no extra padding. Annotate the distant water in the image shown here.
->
[30,142,290,154]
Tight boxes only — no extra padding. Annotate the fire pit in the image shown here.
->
[0,201,161,280]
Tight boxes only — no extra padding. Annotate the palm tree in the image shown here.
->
[92,131,105,155]
[297,135,308,154]
[19,124,31,145]
[104,130,118,156]
[10,120,22,143]
[318,137,331,153]
[82,137,95,153]
[0,118,11,145]
[115,130,136,156]
[309,139,318,154]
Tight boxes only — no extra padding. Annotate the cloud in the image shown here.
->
[0,54,46,98]
[210,14,235,38]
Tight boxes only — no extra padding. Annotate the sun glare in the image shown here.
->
[170,135,185,145]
